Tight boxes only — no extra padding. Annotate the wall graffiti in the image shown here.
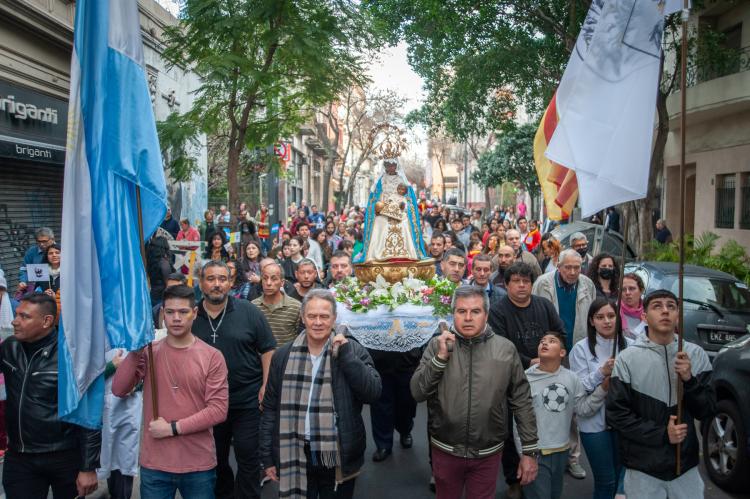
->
[0,204,36,258]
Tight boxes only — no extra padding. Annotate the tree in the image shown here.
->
[158,0,383,211]
[372,0,734,254]
[322,87,407,210]
[367,0,582,140]
[472,124,540,218]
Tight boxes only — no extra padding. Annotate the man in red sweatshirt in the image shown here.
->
[113,285,228,498]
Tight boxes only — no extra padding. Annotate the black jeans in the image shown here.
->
[304,444,356,499]
[214,407,261,499]
[2,448,80,499]
[108,469,134,499]
[370,371,417,451]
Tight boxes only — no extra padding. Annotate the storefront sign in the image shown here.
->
[0,80,67,165]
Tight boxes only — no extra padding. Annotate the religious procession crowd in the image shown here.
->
[0,198,714,499]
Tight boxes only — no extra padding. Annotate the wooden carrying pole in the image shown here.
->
[676,1,690,475]
[612,210,629,359]
[135,186,160,419]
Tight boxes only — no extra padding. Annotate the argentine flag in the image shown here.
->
[59,0,167,428]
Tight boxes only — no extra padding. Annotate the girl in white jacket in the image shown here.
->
[570,298,632,499]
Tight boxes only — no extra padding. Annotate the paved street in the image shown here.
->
[0,403,740,499]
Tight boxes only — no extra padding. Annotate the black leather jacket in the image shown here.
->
[0,330,101,471]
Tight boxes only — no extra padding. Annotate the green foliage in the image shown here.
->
[157,112,201,182]
[158,0,385,206]
[644,232,750,284]
[472,124,539,196]
[366,0,582,140]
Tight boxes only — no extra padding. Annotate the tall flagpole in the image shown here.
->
[676,0,690,475]
[135,186,160,419]
[612,207,629,359]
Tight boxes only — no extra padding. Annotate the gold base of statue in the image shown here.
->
[354,258,436,284]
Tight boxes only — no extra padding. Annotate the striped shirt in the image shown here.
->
[252,293,302,347]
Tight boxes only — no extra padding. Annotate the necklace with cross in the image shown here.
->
[207,300,228,343]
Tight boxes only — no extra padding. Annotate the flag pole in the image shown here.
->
[612,207,629,359]
[135,185,160,419]
[676,1,690,476]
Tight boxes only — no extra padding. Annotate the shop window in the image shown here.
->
[740,173,750,230]
[715,174,736,229]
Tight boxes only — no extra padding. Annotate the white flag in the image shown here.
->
[25,264,50,282]
[545,0,680,216]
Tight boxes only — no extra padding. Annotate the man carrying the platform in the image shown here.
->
[260,290,381,498]
[412,285,539,499]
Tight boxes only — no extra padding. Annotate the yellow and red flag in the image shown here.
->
[533,92,578,221]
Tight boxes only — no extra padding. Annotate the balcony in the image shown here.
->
[668,46,750,126]
[688,46,750,87]
[298,123,316,136]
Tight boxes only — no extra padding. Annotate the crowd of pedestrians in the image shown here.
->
[0,200,716,499]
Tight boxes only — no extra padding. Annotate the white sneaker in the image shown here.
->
[567,462,587,479]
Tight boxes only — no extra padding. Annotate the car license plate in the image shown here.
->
[708,331,739,344]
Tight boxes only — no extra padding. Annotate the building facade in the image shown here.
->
[663,1,750,248]
[427,134,488,209]
[0,0,207,288]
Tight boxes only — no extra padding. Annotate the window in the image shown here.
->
[715,174,735,229]
[741,173,750,230]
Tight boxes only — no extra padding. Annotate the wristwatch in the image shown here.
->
[171,420,179,437]
[522,449,540,460]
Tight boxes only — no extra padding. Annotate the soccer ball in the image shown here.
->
[542,383,569,413]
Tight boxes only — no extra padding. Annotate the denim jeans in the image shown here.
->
[522,450,567,499]
[580,430,625,498]
[140,467,216,499]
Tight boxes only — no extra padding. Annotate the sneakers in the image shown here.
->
[567,461,587,479]
[505,482,522,499]
[429,475,435,493]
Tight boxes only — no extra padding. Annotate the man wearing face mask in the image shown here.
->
[569,232,593,273]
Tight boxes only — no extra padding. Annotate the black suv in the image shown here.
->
[624,262,750,360]
[702,335,750,492]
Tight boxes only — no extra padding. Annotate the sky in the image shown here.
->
[367,42,428,164]
[154,1,427,160]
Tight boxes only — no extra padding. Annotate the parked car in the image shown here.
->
[551,221,637,260]
[702,335,750,492]
[624,261,750,359]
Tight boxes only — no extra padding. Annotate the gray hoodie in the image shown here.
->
[518,364,606,452]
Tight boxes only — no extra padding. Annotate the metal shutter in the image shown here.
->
[0,161,63,290]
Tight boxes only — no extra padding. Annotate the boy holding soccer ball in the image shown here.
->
[517,332,608,499]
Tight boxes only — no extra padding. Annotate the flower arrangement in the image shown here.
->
[332,273,458,316]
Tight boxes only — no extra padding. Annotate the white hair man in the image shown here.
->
[259,290,381,498]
